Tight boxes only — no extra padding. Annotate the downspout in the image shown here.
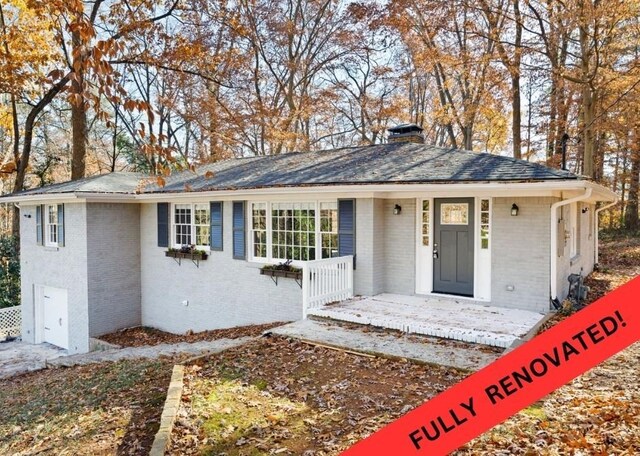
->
[550,187,592,302]
[594,199,619,264]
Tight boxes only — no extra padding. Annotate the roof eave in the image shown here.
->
[2,179,616,203]
[3,192,137,204]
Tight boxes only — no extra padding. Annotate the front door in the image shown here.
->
[433,198,474,296]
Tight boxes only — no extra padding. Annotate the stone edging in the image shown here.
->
[149,364,185,455]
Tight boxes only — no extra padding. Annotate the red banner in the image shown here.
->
[342,276,640,456]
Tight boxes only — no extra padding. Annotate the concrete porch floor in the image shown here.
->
[306,293,547,348]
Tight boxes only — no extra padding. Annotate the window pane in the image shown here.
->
[441,203,468,225]
[174,204,192,246]
[319,202,338,258]
[422,200,430,246]
[272,202,318,261]
[480,199,490,250]
[251,203,267,258]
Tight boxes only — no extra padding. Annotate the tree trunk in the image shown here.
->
[70,30,87,180]
[547,71,558,160]
[71,103,87,179]
[512,75,521,159]
[625,122,640,230]
[582,85,596,178]
[463,125,473,151]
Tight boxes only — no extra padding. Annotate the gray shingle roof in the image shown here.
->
[8,172,145,196]
[151,143,578,193]
[5,143,579,197]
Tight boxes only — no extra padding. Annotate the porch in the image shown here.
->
[301,257,547,348]
[307,294,546,348]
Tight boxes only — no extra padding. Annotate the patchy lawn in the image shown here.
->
[99,322,287,348]
[169,338,467,455]
[0,359,173,455]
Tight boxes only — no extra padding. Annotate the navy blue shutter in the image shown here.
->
[157,203,170,248]
[338,199,356,268]
[232,201,246,259]
[57,204,65,247]
[36,205,43,245]
[210,202,223,251]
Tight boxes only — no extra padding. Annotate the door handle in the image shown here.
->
[44,327,50,331]
[59,318,63,326]
[433,249,439,259]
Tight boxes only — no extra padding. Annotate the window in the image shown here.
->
[480,199,490,249]
[251,202,267,258]
[441,203,468,225]
[320,202,338,258]
[45,204,59,246]
[271,202,316,261]
[421,200,430,246]
[248,201,339,263]
[173,203,210,248]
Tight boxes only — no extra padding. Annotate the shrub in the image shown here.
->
[0,236,20,308]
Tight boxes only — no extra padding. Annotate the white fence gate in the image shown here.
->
[302,255,353,318]
[0,305,21,339]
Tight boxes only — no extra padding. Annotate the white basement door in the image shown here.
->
[42,286,69,350]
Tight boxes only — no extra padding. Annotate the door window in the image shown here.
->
[440,203,469,225]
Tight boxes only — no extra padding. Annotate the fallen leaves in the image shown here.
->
[0,359,173,455]
[456,234,640,455]
[168,337,468,455]
[99,322,288,348]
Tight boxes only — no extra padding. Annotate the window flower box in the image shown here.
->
[166,246,208,267]
[260,262,303,286]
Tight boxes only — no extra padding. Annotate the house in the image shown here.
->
[2,125,617,354]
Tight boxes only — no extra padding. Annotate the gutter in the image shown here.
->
[594,199,619,264]
[550,187,593,302]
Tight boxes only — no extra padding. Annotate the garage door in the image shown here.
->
[42,286,69,350]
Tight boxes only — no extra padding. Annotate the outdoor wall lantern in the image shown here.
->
[394,204,402,215]
[582,207,590,214]
[511,203,519,216]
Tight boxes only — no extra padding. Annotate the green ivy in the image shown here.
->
[0,236,20,309]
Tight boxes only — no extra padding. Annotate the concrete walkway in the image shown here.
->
[48,337,254,367]
[271,319,502,371]
[0,337,253,379]
[0,340,66,379]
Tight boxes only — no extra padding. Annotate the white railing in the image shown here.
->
[0,305,21,338]
[302,255,353,318]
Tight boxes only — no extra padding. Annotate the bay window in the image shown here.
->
[249,201,339,262]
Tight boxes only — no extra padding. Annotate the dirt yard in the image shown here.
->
[169,337,467,455]
[99,322,288,348]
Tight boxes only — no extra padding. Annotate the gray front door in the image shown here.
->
[433,198,474,296]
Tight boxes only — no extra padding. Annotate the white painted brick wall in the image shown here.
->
[491,197,554,313]
[353,198,386,296]
[86,203,141,336]
[19,203,90,354]
[140,202,302,334]
[383,199,416,294]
